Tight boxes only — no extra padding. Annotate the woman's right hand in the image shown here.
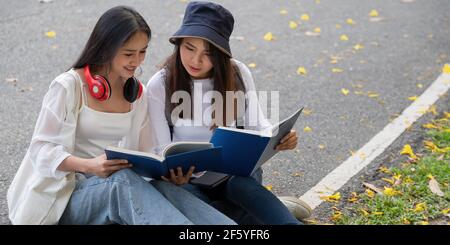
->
[86,154,132,178]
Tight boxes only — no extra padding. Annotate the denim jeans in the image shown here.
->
[58,169,236,225]
[182,168,302,225]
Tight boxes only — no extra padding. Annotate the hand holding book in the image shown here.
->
[275,129,298,151]
[161,166,196,185]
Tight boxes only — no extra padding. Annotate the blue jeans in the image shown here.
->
[58,169,236,225]
[182,168,302,225]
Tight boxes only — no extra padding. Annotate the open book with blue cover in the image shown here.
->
[105,142,222,179]
[209,107,304,177]
[105,106,303,180]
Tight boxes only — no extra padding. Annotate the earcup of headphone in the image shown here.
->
[84,65,111,101]
[123,77,143,103]
[91,75,111,101]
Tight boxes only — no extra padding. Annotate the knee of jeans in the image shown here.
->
[151,180,178,195]
[227,176,260,193]
[108,169,140,186]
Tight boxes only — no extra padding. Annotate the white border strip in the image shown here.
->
[300,73,450,210]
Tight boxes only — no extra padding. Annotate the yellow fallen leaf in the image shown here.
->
[348,192,358,203]
[305,31,320,37]
[404,176,414,184]
[408,96,418,101]
[382,178,395,185]
[444,111,450,118]
[289,21,298,29]
[293,172,304,177]
[330,59,338,64]
[303,126,312,132]
[400,144,417,159]
[353,44,364,50]
[372,211,383,215]
[248,63,257,68]
[383,187,399,196]
[45,31,56,38]
[335,24,342,29]
[360,209,370,216]
[403,218,411,224]
[263,32,274,41]
[318,144,326,149]
[422,123,438,129]
[279,9,288,15]
[301,14,310,21]
[414,203,426,212]
[341,88,350,96]
[424,140,441,153]
[303,108,313,115]
[315,0,320,3]
[314,27,321,33]
[332,68,344,73]
[417,83,423,88]
[320,192,341,202]
[297,66,307,75]
[418,221,429,225]
[346,18,355,25]
[265,185,273,191]
[340,34,349,41]
[369,9,379,17]
[365,189,375,198]
[443,64,450,74]
[428,105,437,115]
[331,210,342,222]
[378,166,390,173]
[442,208,450,215]
[367,92,379,98]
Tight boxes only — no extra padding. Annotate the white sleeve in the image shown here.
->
[234,60,273,132]
[145,70,172,155]
[28,81,76,179]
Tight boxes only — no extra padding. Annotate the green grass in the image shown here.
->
[335,115,450,225]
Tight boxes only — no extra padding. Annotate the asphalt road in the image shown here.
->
[0,0,449,224]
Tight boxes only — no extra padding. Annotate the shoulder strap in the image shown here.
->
[66,69,82,113]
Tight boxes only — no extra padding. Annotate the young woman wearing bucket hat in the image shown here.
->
[146,1,311,224]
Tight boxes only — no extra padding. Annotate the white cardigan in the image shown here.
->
[7,70,153,225]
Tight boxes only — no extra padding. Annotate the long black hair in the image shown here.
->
[72,6,151,70]
[163,38,245,126]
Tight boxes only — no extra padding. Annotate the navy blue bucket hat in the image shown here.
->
[169,1,234,57]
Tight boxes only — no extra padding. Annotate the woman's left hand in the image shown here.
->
[162,166,195,186]
[275,129,298,151]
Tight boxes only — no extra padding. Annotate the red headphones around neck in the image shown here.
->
[83,65,143,103]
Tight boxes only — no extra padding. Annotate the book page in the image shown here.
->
[253,107,304,171]
[106,146,164,162]
[163,141,213,156]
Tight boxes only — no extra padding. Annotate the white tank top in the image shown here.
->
[73,72,134,159]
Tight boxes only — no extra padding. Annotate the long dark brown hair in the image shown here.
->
[72,6,151,71]
[163,38,244,127]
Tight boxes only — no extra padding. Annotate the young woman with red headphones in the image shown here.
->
[7,6,235,225]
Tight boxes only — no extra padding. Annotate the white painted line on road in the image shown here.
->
[300,73,450,210]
